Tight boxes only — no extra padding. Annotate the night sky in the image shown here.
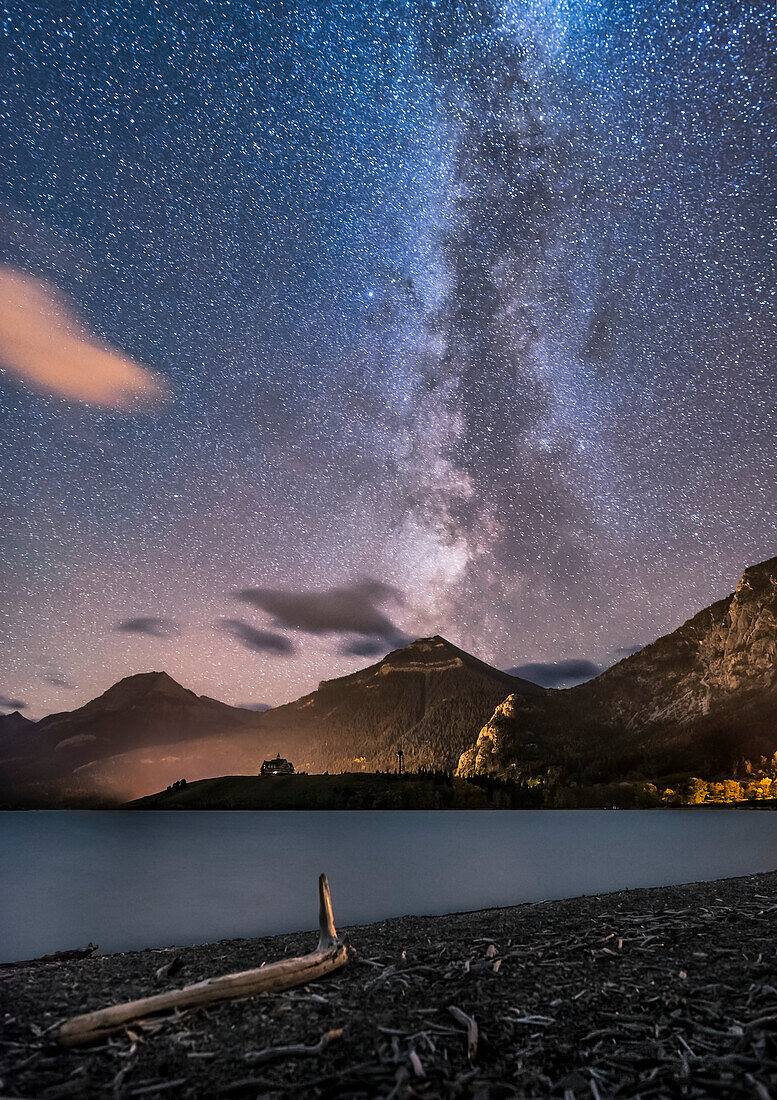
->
[1,0,774,718]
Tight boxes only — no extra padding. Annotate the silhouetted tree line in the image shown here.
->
[459,761,777,809]
[370,767,455,783]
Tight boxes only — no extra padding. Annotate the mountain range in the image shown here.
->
[4,556,777,807]
[0,636,540,806]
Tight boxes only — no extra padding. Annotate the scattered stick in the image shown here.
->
[154,956,183,983]
[409,1049,425,1077]
[128,1079,189,1096]
[449,1005,478,1061]
[56,874,347,1048]
[245,1027,343,1064]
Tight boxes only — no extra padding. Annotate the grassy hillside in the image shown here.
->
[126,772,499,810]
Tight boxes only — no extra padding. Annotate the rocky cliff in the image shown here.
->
[457,556,777,783]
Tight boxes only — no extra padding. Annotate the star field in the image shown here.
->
[0,0,775,717]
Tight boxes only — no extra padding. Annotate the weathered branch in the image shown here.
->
[56,873,347,1048]
[449,1005,478,1061]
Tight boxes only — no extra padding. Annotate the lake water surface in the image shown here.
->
[2,809,776,962]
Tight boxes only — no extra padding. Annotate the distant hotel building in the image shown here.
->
[260,753,295,776]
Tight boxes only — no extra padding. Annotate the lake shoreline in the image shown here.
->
[3,868,777,1097]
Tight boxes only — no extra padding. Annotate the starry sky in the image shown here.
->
[0,0,775,718]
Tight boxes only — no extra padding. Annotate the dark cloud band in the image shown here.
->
[234,578,408,649]
[0,694,28,711]
[217,618,295,656]
[115,617,180,638]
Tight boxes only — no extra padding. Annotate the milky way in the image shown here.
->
[0,0,774,716]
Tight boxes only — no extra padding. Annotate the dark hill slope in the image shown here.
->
[458,556,777,782]
[126,772,495,810]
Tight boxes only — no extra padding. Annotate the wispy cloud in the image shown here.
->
[115,616,180,638]
[0,694,28,711]
[216,618,295,655]
[234,578,408,651]
[339,635,411,658]
[0,266,168,409]
[41,673,77,689]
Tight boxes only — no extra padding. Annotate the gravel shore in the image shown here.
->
[2,870,777,1098]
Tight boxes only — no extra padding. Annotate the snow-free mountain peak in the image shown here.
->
[89,670,197,710]
[322,635,543,694]
[458,553,777,783]
[0,710,32,737]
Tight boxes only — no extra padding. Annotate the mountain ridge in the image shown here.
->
[241,635,543,778]
[7,553,777,809]
[457,555,777,784]
[0,635,538,805]
[0,711,33,737]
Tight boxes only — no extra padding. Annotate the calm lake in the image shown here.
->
[2,809,776,963]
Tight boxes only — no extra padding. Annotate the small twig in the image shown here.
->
[129,1081,189,1097]
[409,1049,425,1077]
[0,943,99,971]
[244,1027,343,1065]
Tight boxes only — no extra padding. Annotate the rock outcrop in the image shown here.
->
[457,556,777,782]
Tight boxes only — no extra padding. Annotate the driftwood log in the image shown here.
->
[56,873,347,1048]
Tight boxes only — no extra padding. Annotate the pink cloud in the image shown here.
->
[0,266,168,410]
